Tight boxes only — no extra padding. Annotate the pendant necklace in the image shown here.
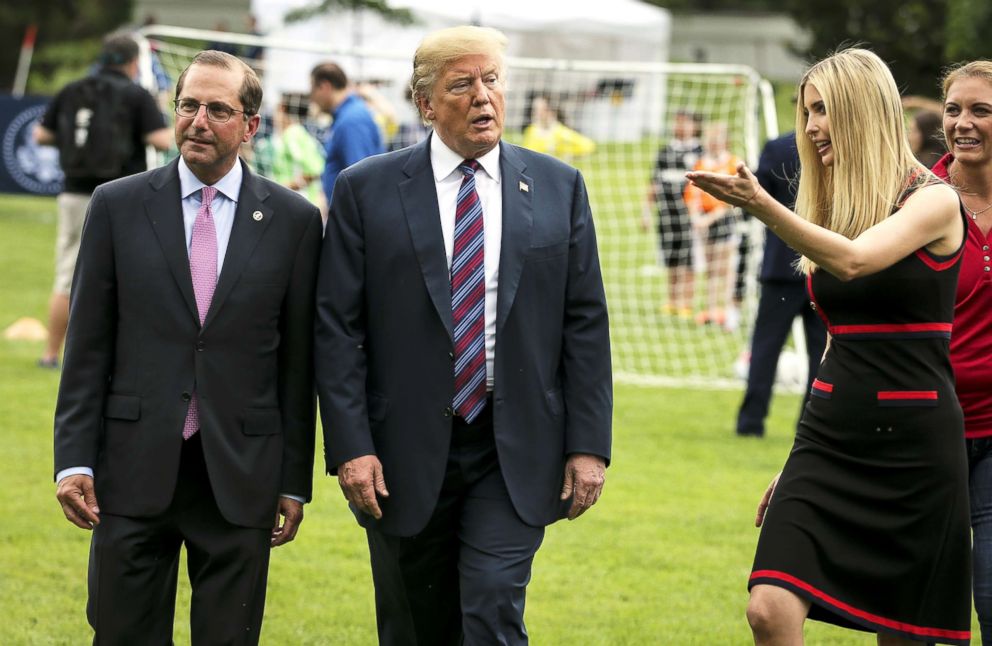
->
[963,199,992,220]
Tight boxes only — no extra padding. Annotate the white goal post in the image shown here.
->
[137,25,792,391]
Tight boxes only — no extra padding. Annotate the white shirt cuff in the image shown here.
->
[56,467,93,484]
[280,493,306,504]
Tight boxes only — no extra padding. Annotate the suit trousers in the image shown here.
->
[86,433,271,645]
[736,280,826,436]
[366,405,546,646]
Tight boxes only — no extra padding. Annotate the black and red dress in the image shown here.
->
[748,203,972,644]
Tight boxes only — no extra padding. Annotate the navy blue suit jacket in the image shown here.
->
[315,137,613,536]
[754,132,804,283]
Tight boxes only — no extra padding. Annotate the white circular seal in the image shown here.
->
[2,103,62,195]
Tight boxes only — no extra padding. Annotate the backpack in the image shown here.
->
[56,73,135,180]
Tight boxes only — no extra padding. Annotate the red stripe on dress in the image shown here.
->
[914,246,965,271]
[811,379,833,393]
[750,570,970,640]
[828,322,952,335]
[806,274,831,328]
[877,391,938,401]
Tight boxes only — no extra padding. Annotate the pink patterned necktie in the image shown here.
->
[451,160,487,423]
[183,185,218,440]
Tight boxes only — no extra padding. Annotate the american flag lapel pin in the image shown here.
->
[519,180,529,193]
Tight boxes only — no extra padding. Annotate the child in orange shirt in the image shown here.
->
[684,122,740,328]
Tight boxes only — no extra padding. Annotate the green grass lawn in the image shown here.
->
[0,195,973,644]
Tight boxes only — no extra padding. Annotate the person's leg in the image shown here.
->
[176,434,272,646]
[365,448,465,646]
[87,513,182,645]
[970,438,992,645]
[746,584,810,646]
[456,419,544,645]
[703,239,732,324]
[736,283,797,437]
[43,192,89,364]
[41,293,69,364]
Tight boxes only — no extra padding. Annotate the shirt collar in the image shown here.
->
[430,133,501,184]
[178,157,243,203]
[332,92,359,119]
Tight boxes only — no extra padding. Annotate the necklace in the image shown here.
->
[949,167,992,219]
[963,199,992,220]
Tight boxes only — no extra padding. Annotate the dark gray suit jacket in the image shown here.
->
[315,137,612,536]
[54,158,322,529]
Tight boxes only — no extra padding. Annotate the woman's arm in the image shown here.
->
[687,163,963,281]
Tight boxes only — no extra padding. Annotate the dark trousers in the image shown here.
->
[366,407,545,646]
[736,281,827,436]
[87,433,271,645]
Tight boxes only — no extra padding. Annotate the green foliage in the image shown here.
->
[644,0,989,100]
[0,0,133,94]
[780,0,949,97]
[285,0,415,25]
[945,0,992,63]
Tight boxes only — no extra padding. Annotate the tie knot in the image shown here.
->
[459,160,480,177]
[200,186,218,208]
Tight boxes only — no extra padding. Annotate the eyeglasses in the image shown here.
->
[173,99,250,123]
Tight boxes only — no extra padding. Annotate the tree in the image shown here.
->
[284,0,414,25]
[644,0,956,97]
[0,0,133,94]
[780,0,949,97]
[945,0,992,63]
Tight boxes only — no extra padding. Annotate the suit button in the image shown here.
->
[196,341,205,351]
[181,392,192,402]
[443,406,453,417]
[810,302,816,311]
[448,352,454,361]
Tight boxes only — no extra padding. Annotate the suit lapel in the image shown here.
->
[400,138,454,340]
[203,162,273,330]
[145,160,199,323]
[496,144,533,334]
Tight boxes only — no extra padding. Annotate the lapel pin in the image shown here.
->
[519,181,529,193]
[252,211,264,221]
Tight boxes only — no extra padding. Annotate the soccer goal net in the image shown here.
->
[138,26,786,391]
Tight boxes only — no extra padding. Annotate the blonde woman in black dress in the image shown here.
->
[688,48,970,645]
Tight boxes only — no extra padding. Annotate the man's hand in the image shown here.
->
[271,497,304,547]
[755,472,782,528]
[56,474,100,529]
[560,453,606,520]
[338,455,389,519]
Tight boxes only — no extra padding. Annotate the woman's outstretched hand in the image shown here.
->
[686,162,763,209]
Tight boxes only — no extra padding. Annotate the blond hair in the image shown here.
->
[410,26,508,122]
[794,48,927,274]
[942,60,992,99]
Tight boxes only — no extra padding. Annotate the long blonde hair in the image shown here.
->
[795,49,927,274]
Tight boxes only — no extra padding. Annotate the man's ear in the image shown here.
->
[416,95,434,122]
[244,113,262,141]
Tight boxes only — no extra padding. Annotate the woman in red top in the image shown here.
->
[933,60,992,646]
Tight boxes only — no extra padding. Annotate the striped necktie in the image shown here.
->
[451,160,487,423]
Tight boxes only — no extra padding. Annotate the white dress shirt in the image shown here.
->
[430,135,502,390]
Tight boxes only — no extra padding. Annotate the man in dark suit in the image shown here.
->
[736,131,827,437]
[315,25,613,645]
[53,50,322,644]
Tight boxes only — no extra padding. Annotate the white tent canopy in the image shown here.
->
[250,0,670,120]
